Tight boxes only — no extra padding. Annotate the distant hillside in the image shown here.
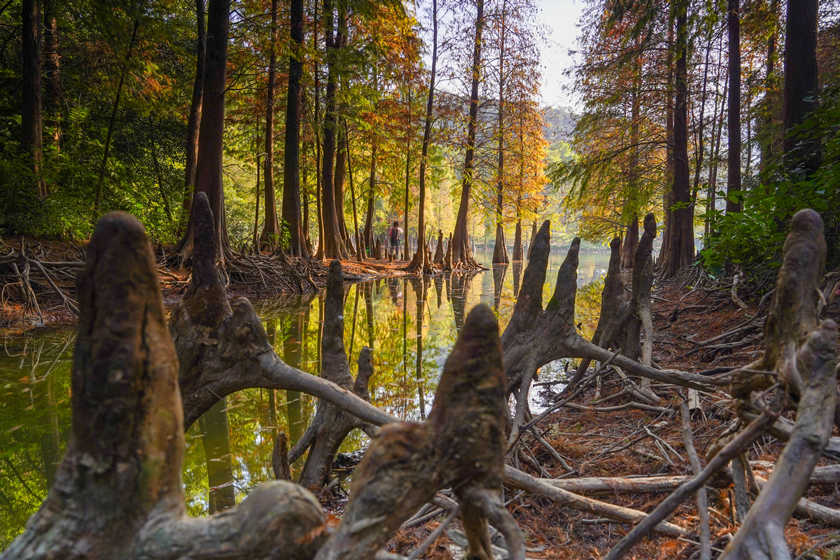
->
[542,105,576,145]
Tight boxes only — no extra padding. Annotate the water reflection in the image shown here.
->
[200,398,236,513]
[0,248,610,544]
[493,264,508,311]
[512,260,522,298]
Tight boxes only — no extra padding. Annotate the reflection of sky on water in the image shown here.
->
[0,247,610,536]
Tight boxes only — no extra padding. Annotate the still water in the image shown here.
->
[0,248,609,545]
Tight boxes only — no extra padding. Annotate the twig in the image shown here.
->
[406,506,460,560]
[681,401,711,560]
[604,412,774,560]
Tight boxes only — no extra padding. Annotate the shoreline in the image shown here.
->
[0,252,428,332]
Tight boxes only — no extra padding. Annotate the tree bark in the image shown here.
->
[492,0,509,265]
[726,0,742,214]
[1,212,326,560]
[452,0,484,267]
[334,119,351,250]
[663,4,694,277]
[620,217,638,270]
[758,0,780,175]
[319,0,346,259]
[782,0,819,176]
[193,0,230,257]
[362,70,377,257]
[281,0,306,256]
[403,86,411,261]
[260,0,280,249]
[183,0,206,226]
[344,121,362,259]
[22,0,46,199]
[408,0,437,273]
[657,12,675,265]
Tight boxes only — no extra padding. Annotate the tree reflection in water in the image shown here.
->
[0,248,611,542]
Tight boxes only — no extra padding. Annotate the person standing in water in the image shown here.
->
[387,220,403,260]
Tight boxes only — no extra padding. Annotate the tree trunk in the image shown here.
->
[282,0,307,257]
[758,0,780,175]
[363,73,378,257]
[783,0,819,176]
[692,26,713,206]
[492,0,509,265]
[620,216,638,270]
[409,1,437,273]
[320,0,346,259]
[253,152,261,250]
[183,0,206,226]
[658,13,675,265]
[663,5,694,277]
[403,86,412,262]
[452,0,484,267]
[334,120,351,249]
[706,57,728,242]
[344,121,361,259]
[726,0,742,214]
[260,0,280,249]
[42,0,61,150]
[193,0,230,258]
[22,0,45,198]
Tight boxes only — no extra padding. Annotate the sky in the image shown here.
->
[534,0,584,109]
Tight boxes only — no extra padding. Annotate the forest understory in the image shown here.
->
[380,276,840,559]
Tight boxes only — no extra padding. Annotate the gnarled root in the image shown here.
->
[719,210,837,560]
[315,305,525,560]
[290,261,375,490]
[501,220,718,412]
[171,193,389,429]
[1,212,325,560]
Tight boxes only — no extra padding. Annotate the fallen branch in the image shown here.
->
[681,401,711,560]
[604,411,774,560]
[754,476,840,527]
[503,466,688,537]
[722,317,838,558]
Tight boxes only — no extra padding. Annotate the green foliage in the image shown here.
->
[701,84,840,275]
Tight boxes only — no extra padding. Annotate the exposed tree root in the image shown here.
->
[289,261,375,490]
[605,209,838,559]
[171,194,392,429]
[501,220,718,445]
[314,305,525,560]
[1,212,326,560]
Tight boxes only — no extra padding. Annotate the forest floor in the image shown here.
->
[0,235,414,330]
[381,278,840,559]
[4,236,840,557]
